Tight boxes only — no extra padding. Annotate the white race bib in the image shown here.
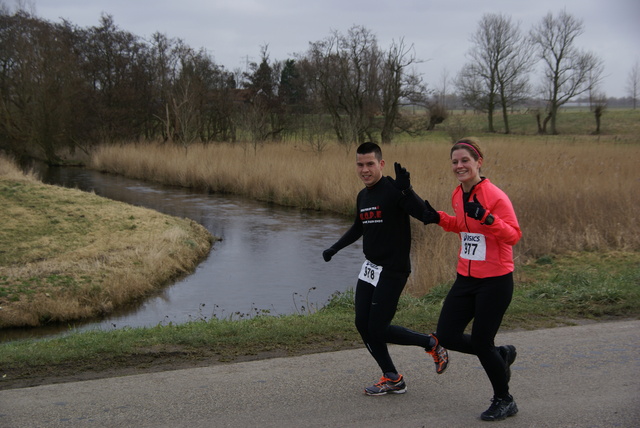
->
[460,232,487,261]
[358,260,382,286]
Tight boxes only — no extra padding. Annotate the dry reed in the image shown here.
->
[91,136,639,295]
[0,155,39,182]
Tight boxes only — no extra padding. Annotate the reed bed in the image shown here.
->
[91,135,639,295]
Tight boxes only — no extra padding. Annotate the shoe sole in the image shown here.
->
[436,356,449,375]
[364,388,407,396]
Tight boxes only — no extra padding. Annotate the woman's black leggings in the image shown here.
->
[354,271,432,375]
[436,272,514,398]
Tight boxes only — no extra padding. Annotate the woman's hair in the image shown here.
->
[451,137,484,161]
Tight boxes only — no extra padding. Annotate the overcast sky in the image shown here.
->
[23,0,640,98]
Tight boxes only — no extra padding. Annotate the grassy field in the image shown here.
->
[0,156,214,328]
[0,108,638,390]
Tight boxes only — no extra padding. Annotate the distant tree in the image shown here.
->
[242,45,286,145]
[455,13,534,134]
[530,10,604,134]
[454,65,487,114]
[279,59,305,110]
[302,112,330,155]
[591,92,606,134]
[0,11,90,163]
[626,61,639,109]
[437,68,450,109]
[303,26,380,149]
[379,38,424,143]
[302,25,426,147]
[84,14,150,141]
[244,45,276,97]
[444,115,469,143]
[278,58,313,142]
[143,32,235,144]
[201,67,237,142]
[0,7,242,160]
[425,103,447,131]
[173,47,222,147]
[147,32,178,141]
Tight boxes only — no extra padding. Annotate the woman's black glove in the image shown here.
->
[464,195,486,220]
[323,248,337,262]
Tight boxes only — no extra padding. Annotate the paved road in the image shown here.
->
[1,320,639,427]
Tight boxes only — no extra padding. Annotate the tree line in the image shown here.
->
[0,7,636,164]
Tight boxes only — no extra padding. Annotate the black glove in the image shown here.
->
[423,199,440,224]
[464,195,486,221]
[393,162,412,192]
[323,248,337,262]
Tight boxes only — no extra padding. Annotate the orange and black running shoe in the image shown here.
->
[426,333,449,374]
[364,373,407,396]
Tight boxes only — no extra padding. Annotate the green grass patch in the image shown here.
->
[426,107,640,138]
[505,251,640,328]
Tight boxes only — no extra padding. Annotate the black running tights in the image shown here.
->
[354,272,433,375]
[436,272,514,398]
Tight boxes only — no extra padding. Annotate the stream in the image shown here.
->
[1,167,363,342]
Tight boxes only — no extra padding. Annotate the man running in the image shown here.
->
[322,142,448,395]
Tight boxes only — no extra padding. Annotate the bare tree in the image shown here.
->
[302,26,426,147]
[454,64,487,114]
[379,38,423,144]
[591,92,606,134]
[242,45,287,143]
[531,10,604,134]
[304,26,380,149]
[455,13,533,133]
[151,41,203,147]
[84,14,152,141]
[147,32,181,140]
[626,61,639,109]
[444,115,470,143]
[437,68,450,109]
[0,11,90,163]
[301,112,330,155]
[425,102,448,130]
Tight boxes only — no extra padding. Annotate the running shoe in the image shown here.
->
[364,373,407,396]
[481,395,518,421]
[426,333,449,374]
[498,345,517,383]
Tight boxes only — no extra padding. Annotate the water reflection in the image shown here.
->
[1,167,362,341]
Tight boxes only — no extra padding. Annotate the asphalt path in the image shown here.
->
[1,320,639,427]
